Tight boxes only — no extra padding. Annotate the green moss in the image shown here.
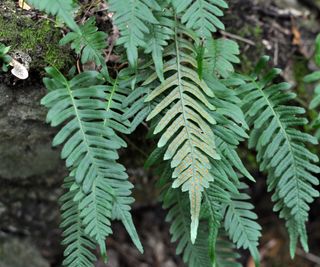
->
[292,56,309,97]
[0,5,72,70]
[235,24,265,73]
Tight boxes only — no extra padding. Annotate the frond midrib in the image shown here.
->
[63,76,108,183]
[174,18,197,180]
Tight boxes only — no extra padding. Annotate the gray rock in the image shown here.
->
[0,238,50,267]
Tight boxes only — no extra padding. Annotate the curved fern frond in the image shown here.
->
[145,24,220,243]
[238,56,320,257]
[109,0,160,67]
[170,0,228,37]
[26,0,79,32]
[60,177,96,267]
[60,18,109,80]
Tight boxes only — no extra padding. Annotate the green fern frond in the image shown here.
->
[163,183,242,267]
[204,74,254,181]
[41,68,142,256]
[145,24,220,243]
[239,56,320,257]
[121,68,156,132]
[224,182,261,264]
[74,178,113,256]
[216,234,242,267]
[123,86,152,132]
[109,0,160,67]
[60,177,97,267]
[60,18,109,80]
[170,0,228,37]
[26,0,79,32]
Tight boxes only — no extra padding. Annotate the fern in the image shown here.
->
[238,56,320,257]
[204,38,240,78]
[26,0,79,32]
[144,11,175,81]
[162,180,242,267]
[109,0,160,67]
[41,68,142,260]
[170,0,228,37]
[60,17,109,80]
[145,23,221,243]
[60,177,96,267]
[224,183,261,263]
[22,1,320,266]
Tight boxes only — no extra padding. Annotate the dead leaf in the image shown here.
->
[292,25,301,46]
[18,0,31,10]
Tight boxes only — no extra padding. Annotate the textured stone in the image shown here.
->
[0,238,50,267]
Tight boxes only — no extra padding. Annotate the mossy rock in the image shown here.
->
[0,0,72,71]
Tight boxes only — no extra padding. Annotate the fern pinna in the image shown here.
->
[25,0,320,266]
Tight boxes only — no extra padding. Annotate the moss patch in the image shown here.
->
[0,2,72,70]
[292,55,310,98]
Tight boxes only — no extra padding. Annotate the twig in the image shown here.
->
[220,30,256,46]
[296,248,320,265]
[122,136,149,158]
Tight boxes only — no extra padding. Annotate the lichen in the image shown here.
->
[0,2,72,70]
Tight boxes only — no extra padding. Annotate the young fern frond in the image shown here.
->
[109,0,160,67]
[26,0,79,32]
[145,23,221,243]
[60,177,96,267]
[170,0,228,37]
[238,56,320,257]
[60,18,109,80]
